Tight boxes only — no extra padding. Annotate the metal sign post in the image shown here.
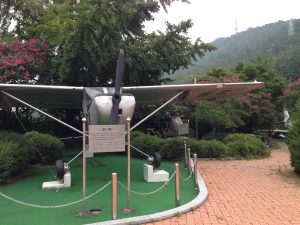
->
[193,154,198,190]
[112,173,118,220]
[122,117,135,213]
[184,141,187,168]
[82,118,87,209]
[175,163,180,207]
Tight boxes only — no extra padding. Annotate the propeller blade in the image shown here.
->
[110,49,125,124]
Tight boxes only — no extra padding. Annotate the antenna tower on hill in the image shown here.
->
[288,18,295,36]
[234,18,238,34]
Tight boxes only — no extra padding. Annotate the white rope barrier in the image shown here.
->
[118,171,176,195]
[0,181,111,209]
[67,145,89,165]
[180,169,193,181]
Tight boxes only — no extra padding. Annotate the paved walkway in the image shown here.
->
[147,145,300,225]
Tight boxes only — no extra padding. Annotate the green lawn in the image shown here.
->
[0,152,197,225]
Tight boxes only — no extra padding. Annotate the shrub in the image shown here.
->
[131,131,165,158]
[0,141,28,183]
[131,132,269,160]
[286,101,300,174]
[224,133,269,158]
[0,130,64,183]
[131,132,226,159]
[160,138,185,160]
[0,131,32,173]
[225,141,248,158]
[189,139,226,158]
[23,131,64,164]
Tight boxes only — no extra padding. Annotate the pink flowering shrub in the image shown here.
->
[282,78,300,96]
[0,39,50,83]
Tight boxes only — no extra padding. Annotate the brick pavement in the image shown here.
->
[147,145,300,225]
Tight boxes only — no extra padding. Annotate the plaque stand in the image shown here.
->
[122,118,135,213]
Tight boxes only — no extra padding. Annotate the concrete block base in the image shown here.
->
[42,172,71,190]
[144,164,169,182]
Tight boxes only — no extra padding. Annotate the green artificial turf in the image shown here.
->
[0,152,197,225]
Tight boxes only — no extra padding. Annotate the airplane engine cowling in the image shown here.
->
[94,94,135,124]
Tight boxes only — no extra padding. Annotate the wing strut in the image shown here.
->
[130,90,186,131]
[1,91,86,136]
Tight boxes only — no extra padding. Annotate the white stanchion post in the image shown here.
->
[112,173,117,220]
[82,118,87,209]
[193,154,198,190]
[187,148,191,174]
[175,163,180,207]
[184,141,187,168]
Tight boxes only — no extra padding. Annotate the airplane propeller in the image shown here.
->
[110,49,125,124]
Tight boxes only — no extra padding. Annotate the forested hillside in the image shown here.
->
[171,19,300,83]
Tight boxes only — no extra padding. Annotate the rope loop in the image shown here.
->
[0,181,111,209]
[118,171,176,195]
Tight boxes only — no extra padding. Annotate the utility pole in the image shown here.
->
[234,18,238,34]
[288,18,295,37]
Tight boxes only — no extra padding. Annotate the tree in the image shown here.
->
[17,0,214,86]
[195,98,247,137]
[286,100,300,174]
[281,79,300,117]
[235,59,287,99]
[240,92,277,131]
[0,0,46,36]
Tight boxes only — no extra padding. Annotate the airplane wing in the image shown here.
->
[0,81,263,108]
[273,129,288,133]
[124,81,264,105]
[0,84,84,108]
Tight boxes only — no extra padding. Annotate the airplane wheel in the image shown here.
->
[56,160,65,180]
[149,152,161,169]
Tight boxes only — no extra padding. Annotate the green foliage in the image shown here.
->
[286,101,300,174]
[131,132,267,160]
[24,131,64,164]
[0,131,33,183]
[0,141,19,183]
[159,138,185,160]
[131,131,165,157]
[235,59,287,99]
[224,133,269,158]
[283,82,300,116]
[0,130,64,183]
[186,139,226,158]
[170,19,300,84]
[131,131,185,160]
[195,97,247,136]
[240,93,277,131]
[3,0,214,86]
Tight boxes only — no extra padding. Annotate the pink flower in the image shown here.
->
[1,60,10,66]
[14,58,24,64]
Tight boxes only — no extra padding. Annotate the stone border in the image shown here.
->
[85,171,208,225]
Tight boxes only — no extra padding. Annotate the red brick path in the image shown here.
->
[147,145,300,225]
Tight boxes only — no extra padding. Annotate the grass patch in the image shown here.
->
[0,151,197,225]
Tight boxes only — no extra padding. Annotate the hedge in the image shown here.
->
[131,132,269,160]
[24,131,64,164]
[286,105,300,174]
[0,141,28,183]
[0,130,64,184]
[224,133,269,158]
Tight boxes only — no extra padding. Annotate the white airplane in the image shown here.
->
[0,50,263,168]
[272,109,292,138]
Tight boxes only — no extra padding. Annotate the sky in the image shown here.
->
[144,0,300,43]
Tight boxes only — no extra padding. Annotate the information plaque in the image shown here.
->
[89,125,125,153]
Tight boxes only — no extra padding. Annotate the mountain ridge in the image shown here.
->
[169,19,300,83]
